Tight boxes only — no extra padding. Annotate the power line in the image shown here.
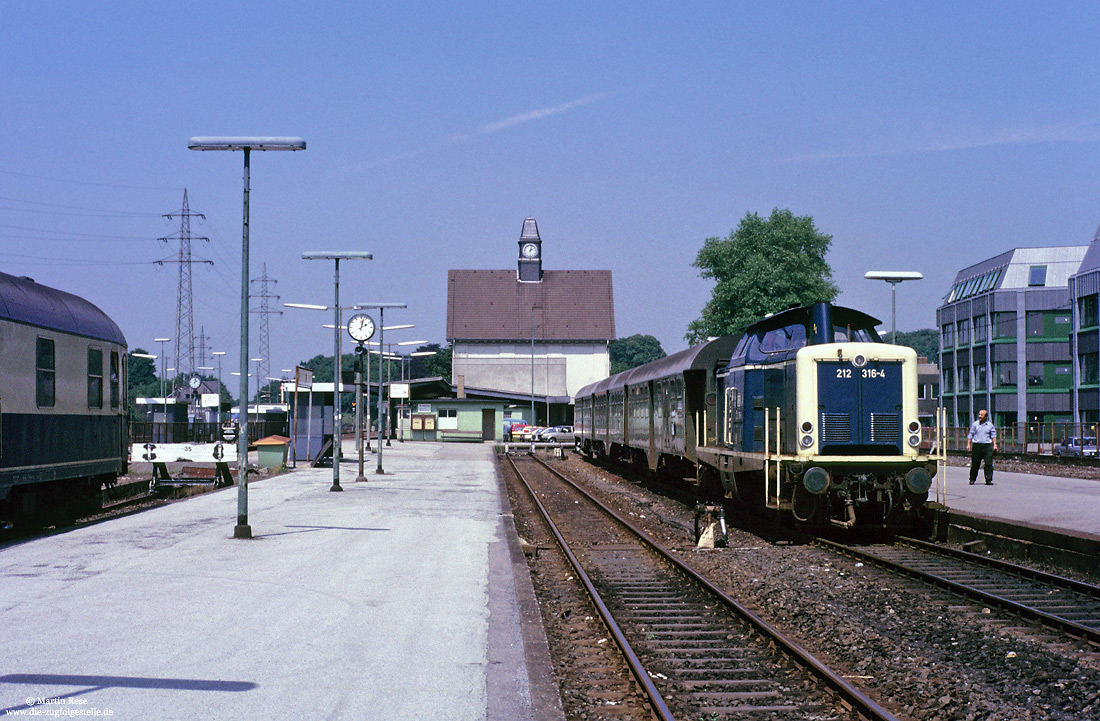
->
[157,189,211,383]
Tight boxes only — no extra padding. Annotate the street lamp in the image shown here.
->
[864,271,923,343]
[355,304,408,473]
[189,135,306,539]
[301,252,373,492]
[155,337,171,431]
[211,351,226,420]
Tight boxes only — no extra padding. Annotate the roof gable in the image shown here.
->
[447,269,614,341]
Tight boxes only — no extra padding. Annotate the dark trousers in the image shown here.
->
[969,443,994,483]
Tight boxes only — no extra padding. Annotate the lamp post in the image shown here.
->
[301,253,373,492]
[211,351,226,421]
[189,135,306,539]
[864,271,923,343]
[155,337,171,432]
[354,304,408,473]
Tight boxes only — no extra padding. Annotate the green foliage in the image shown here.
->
[686,208,839,344]
[127,348,157,389]
[419,344,452,383]
[609,334,666,374]
[890,328,939,363]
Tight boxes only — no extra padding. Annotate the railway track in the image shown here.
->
[508,454,899,721]
[816,536,1100,647]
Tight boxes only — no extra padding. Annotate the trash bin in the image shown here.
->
[254,435,291,471]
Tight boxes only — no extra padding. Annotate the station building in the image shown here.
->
[937,223,1100,431]
[446,217,615,425]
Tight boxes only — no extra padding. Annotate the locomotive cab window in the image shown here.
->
[36,337,55,408]
[759,323,806,353]
[88,347,104,409]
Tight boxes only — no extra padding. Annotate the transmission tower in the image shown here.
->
[196,326,210,370]
[250,263,282,398]
[157,189,211,386]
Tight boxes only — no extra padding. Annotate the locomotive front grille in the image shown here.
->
[869,413,900,443]
[820,413,851,443]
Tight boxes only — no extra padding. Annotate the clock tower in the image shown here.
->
[517,216,542,282]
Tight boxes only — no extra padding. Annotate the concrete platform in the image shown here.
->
[936,461,1100,538]
[0,442,563,721]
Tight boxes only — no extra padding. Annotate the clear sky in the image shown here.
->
[4,2,1099,386]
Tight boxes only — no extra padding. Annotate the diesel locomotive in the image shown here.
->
[0,271,129,528]
[575,302,936,530]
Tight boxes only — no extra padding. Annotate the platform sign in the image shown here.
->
[129,442,237,463]
[201,393,220,408]
[296,366,313,390]
[391,383,410,399]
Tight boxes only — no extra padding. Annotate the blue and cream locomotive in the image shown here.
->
[575,302,935,530]
[0,271,129,528]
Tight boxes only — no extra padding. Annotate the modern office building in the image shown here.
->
[937,227,1100,430]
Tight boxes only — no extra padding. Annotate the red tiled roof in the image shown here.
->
[447,269,615,341]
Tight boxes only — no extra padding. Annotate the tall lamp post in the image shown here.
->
[155,337,171,429]
[211,351,226,420]
[300,253,373,492]
[189,135,306,539]
[864,271,923,343]
[355,304,407,473]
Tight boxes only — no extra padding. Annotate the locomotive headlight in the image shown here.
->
[800,434,814,448]
[908,420,921,433]
[800,420,813,433]
[907,434,921,448]
[852,353,867,368]
[802,466,830,494]
[905,467,932,495]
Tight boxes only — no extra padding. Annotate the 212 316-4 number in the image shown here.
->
[835,368,886,379]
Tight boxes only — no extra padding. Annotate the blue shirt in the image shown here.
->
[968,420,997,444]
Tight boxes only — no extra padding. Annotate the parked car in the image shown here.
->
[1053,437,1098,457]
[514,425,543,441]
[503,420,528,442]
[537,425,574,442]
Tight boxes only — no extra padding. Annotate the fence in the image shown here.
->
[926,422,1099,455]
[130,418,289,447]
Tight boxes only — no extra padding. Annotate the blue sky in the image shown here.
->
[3,1,1099,383]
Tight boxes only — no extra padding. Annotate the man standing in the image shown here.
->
[967,409,998,485]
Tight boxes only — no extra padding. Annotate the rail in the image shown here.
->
[519,454,900,721]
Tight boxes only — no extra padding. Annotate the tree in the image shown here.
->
[609,334,666,374]
[686,208,839,344]
[891,329,939,364]
[420,344,452,383]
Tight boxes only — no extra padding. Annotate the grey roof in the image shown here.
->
[1075,221,1100,275]
[519,217,540,241]
[575,336,739,398]
[0,271,126,345]
[447,269,615,342]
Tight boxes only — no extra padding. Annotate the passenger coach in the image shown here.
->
[0,272,129,528]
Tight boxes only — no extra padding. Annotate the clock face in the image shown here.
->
[522,242,538,258]
[189,376,201,389]
[347,313,376,342]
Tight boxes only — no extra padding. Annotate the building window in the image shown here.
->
[437,407,458,430]
[974,364,987,391]
[1080,295,1099,328]
[1026,311,1045,337]
[958,366,970,393]
[941,323,954,349]
[996,362,1017,387]
[1027,361,1044,387]
[110,351,120,409]
[1081,354,1099,385]
[973,315,987,343]
[88,347,103,409]
[994,312,1016,339]
[36,337,55,408]
[1028,265,1047,287]
[918,384,927,400]
[957,318,970,346]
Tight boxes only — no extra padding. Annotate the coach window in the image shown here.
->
[110,351,120,409]
[88,347,103,409]
[36,338,56,408]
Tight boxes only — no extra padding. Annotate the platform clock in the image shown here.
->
[347,313,376,342]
